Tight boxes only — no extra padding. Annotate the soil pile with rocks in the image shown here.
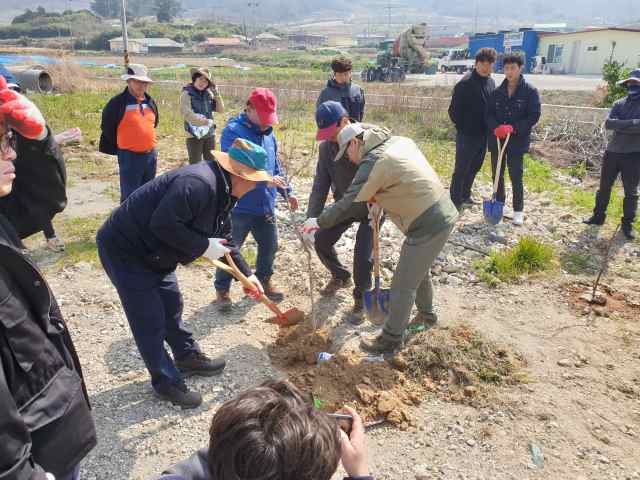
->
[269,323,525,430]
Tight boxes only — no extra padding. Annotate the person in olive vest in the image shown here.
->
[180,67,225,164]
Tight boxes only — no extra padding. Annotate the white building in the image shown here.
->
[538,27,640,75]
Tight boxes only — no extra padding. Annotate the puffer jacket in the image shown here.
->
[317,127,458,238]
[179,84,217,138]
[316,78,366,122]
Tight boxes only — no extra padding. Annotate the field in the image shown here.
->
[17,60,640,480]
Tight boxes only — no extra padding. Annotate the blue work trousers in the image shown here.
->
[117,148,157,203]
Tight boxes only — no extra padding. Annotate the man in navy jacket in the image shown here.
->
[487,53,541,225]
[97,139,275,408]
[214,88,296,307]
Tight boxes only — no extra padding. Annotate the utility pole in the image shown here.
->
[247,2,260,47]
[120,0,130,67]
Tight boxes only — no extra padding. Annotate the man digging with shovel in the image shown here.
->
[96,138,282,408]
[303,124,458,354]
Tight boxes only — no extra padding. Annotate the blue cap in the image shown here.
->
[315,101,348,140]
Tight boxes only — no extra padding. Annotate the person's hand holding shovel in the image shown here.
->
[301,217,319,249]
[243,275,264,300]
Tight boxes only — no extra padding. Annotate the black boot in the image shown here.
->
[176,352,226,377]
[583,214,605,226]
[154,381,202,409]
[622,223,636,240]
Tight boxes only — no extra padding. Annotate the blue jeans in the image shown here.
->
[214,212,278,291]
[97,225,199,389]
[117,148,157,203]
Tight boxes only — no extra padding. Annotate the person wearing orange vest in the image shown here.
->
[99,64,159,203]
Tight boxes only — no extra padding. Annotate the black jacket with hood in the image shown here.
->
[317,78,366,122]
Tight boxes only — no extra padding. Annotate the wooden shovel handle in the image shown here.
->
[214,253,286,318]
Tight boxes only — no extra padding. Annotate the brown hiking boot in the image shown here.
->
[347,294,365,326]
[215,290,232,312]
[154,381,202,409]
[408,311,438,329]
[360,332,402,355]
[320,277,352,297]
[261,277,284,302]
[175,351,226,377]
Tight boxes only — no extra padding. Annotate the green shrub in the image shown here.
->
[478,237,555,282]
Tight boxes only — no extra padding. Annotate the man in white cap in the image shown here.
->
[303,124,458,354]
[99,63,159,202]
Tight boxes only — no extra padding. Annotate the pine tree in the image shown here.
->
[154,0,181,23]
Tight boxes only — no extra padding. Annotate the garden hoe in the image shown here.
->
[211,253,304,327]
[364,202,390,325]
[483,132,511,225]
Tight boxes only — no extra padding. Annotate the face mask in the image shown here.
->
[627,84,640,96]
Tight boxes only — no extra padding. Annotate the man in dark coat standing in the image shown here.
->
[448,48,497,210]
[96,138,278,409]
[0,75,96,480]
[317,55,366,122]
[583,68,640,240]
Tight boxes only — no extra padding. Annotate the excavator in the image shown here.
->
[361,23,430,82]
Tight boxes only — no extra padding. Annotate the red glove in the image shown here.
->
[0,75,47,140]
[493,124,514,140]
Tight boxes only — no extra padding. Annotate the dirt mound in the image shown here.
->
[269,324,525,429]
[565,282,640,320]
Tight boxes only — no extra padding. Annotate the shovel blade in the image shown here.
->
[364,289,391,326]
[483,198,504,225]
[266,308,305,327]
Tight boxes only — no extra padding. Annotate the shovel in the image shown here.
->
[211,253,305,327]
[483,132,511,225]
[363,202,391,326]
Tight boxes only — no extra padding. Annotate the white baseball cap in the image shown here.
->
[121,63,153,83]
[334,123,365,161]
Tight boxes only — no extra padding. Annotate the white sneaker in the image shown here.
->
[512,211,524,226]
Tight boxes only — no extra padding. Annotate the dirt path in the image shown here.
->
[30,141,640,480]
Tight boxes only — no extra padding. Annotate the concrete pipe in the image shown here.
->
[7,67,54,93]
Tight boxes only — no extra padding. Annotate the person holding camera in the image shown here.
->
[180,67,225,164]
[154,380,373,480]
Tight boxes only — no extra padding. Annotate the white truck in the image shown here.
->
[437,48,474,73]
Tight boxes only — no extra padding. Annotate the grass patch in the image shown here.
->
[52,214,107,268]
[478,236,555,283]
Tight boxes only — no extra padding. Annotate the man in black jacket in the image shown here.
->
[317,55,365,122]
[448,48,497,210]
[309,101,373,324]
[583,68,640,240]
[96,138,275,409]
[0,75,96,480]
[487,53,541,225]
[99,64,159,202]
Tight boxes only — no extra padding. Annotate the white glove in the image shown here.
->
[244,274,264,299]
[301,217,319,249]
[203,238,230,261]
[207,119,215,128]
[45,473,55,480]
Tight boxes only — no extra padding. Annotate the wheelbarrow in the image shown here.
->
[210,253,305,327]
[483,132,511,225]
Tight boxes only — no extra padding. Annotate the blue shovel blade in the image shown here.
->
[483,197,505,225]
[364,288,391,326]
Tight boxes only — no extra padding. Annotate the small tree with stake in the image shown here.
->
[154,0,182,23]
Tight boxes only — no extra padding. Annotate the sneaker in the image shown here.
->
[215,290,232,312]
[622,223,636,240]
[583,215,605,226]
[360,332,402,355]
[320,277,352,297]
[512,211,524,226]
[408,311,438,329]
[154,381,202,409]
[46,236,65,252]
[261,277,284,302]
[176,351,226,377]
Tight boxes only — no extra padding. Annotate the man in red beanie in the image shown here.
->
[214,88,297,310]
